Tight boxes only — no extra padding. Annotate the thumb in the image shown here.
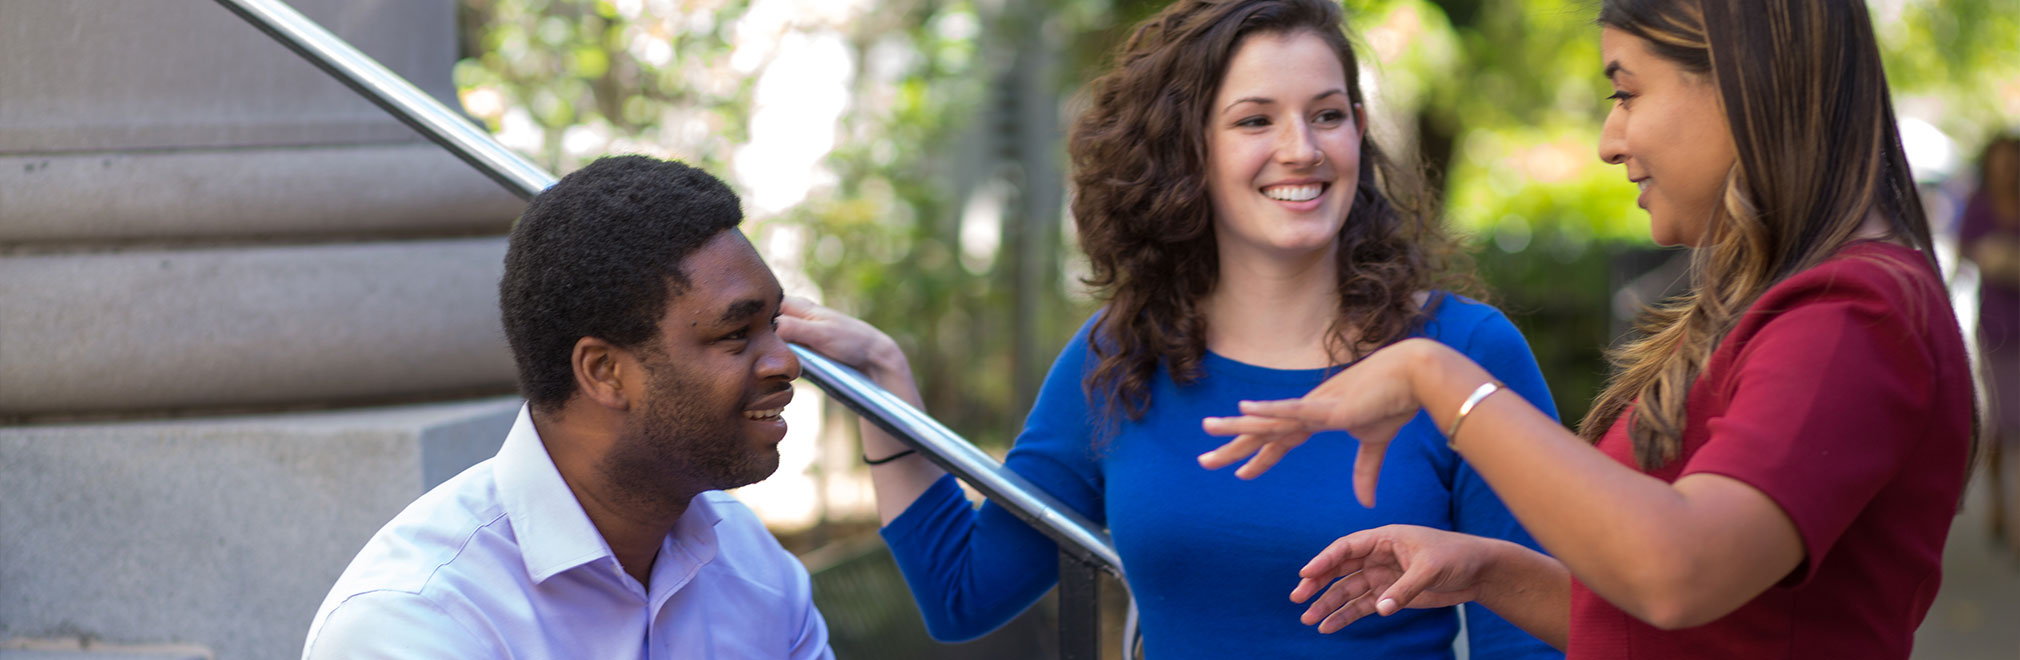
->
[1373,558,1439,616]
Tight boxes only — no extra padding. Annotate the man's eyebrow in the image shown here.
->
[717,298,766,325]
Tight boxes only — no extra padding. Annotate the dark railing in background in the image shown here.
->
[212,0,1128,656]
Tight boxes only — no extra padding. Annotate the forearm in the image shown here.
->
[1403,340,1776,628]
[854,344,948,526]
[1474,539,1571,651]
[882,481,1065,640]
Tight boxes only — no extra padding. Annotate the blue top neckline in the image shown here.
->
[1198,350,1344,386]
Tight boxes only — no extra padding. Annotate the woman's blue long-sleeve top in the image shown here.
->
[881,293,1564,659]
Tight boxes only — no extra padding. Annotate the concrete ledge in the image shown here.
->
[0,397,519,660]
[0,238,516,416]
[0,144,524,244]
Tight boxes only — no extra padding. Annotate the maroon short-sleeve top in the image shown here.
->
[1567,242,1975,659]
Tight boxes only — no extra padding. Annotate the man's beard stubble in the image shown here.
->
[597,360,782,512]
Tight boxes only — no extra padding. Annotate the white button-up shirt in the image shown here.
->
[303,405,831,659]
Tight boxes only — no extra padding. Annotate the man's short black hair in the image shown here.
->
[500,155,743,412]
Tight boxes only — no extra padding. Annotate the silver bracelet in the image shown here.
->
[1445,381,1503,450]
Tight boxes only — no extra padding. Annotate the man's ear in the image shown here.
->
[572,337,634,412]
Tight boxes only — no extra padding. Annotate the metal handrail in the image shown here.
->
[791,348,1122,572]
[212,0,556,196]
[213,0,1125,631]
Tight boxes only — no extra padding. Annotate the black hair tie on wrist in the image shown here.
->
[863,449,918,465]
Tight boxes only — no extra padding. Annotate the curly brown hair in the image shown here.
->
[1069,0,1461,422]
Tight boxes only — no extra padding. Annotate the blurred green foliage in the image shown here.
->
[457,0,2018,441]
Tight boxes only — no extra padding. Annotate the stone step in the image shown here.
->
[0,143,524,244]
[0,0,456,153]
[0,397,520,660]
[0,238,516,417]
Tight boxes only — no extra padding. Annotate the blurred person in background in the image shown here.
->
[1197,1,1977,658]
[1962,134,2020,553]
[781,0,1561,657]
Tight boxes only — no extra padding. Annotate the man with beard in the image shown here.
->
[303,156,829,659]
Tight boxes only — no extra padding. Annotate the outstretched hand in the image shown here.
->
[1292,525,1496,633]
[1197,340,1434,507]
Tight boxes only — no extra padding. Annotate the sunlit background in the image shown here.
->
[448,0,2018,537]
[4,2,2009,658]
[451,2,2018,655]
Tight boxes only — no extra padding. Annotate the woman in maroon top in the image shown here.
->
[1195,0,1976,658]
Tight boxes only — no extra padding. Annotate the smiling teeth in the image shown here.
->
[743,408,783,420]
[1264,184,1322,202]
[1637,180,1651,192]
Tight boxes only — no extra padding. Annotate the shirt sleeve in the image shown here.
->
[879,321,1106,642]
[1679,270,1933,584]
[303,591,497,660]
[1441,300,1567,659]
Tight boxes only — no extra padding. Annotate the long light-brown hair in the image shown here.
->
[1070,0,1460,422]
[1582,0,1940,468]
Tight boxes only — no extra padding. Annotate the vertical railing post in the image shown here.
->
[1057,550,1102,660]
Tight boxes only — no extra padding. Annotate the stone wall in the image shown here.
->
[0,2,525,657]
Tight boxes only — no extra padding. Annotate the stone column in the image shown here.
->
[0,2,525,657]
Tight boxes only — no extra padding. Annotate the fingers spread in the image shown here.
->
[1301,533,1372,578]
[1201,415,1306,437]
[1313,577,1380,633]
[1235,442,1290,480]
[1304,572,1364,622]
[1236,398,1309,419]
[1196,435,1263,470]
[1290,576,1327,604]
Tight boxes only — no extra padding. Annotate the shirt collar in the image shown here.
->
[494,405,734,586]
[494,404,615,584]
[646,492,729,605]
[674,491,725,560]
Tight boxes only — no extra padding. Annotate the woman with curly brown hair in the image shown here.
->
[1200,0,1976,657]
[782,0,1559,656]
